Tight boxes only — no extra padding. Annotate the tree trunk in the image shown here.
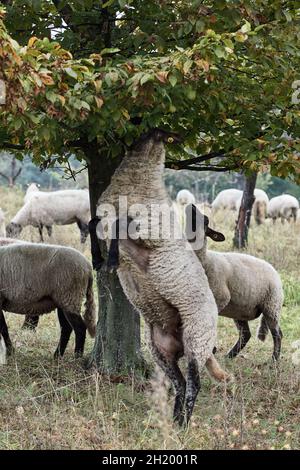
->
[233,172,257,249]
[85,144,145,375]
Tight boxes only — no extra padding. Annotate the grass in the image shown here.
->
[0,187,300,450]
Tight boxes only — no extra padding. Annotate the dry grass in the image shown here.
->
[0,187,300,450]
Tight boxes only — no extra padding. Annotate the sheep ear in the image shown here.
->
[206,226,225,242]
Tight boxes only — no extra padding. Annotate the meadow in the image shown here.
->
[0,186,299,450]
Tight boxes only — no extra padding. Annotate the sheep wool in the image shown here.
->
[236,189,269,224]
[0,334,6,365]
[186,205,283,360]
[95,131,230,426]
[7,189,90,243]
[268,194,299,223]
[211,188,242,212]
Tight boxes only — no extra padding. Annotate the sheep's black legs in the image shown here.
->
[77,220,89,244]
[270,327,282,360]
[0,310,14,355]
[54,308,73,358]
[64,312,86,357]
[22,315,39,330]
[150,339,186,425]
[38,224,44,242]
[184,359,201,426]
[227,320,251,359]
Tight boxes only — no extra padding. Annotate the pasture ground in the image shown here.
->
[0,186,299,450]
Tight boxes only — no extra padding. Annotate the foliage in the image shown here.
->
[0,1,299,181]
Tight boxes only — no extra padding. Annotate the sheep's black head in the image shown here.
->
[6,222,22,238]
[185,204,225,243]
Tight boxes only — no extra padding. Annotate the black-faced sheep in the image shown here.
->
[90,130,231,427]
[6,189,90,243]
[185,204,283,360]
[0,243,96,359]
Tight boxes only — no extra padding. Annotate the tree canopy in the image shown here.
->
[0,1,299,181]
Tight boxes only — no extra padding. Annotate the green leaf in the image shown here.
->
[140,73,153,85]
[64,67,78,79]
[101,48,121,56]
[169,75,177,87]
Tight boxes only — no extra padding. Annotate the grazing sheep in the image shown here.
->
[6,189,90,243]
[211,189,242,213]
[24,183,52,239]
[0,333,6,365]
[173,189,196,229]
[0,243,96,358]
[91,130,230,426]
[24,182,40,204]
[236,189,269,224]
[0,208,5,238]
[267,194,299,223]
[185,204,283,360]
[0,237,39,330]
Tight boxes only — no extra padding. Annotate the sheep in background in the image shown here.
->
[185,204,283,361]
[236,189,269,224]
[0,237,39,330]
[91,130,231,427]
[0,243,96,359]
[0,208,5,237]
[211,189,242,213]
[6,189,90,243]
[24,182,40,204]
[0,333,6,365]
[173,189,196,229]
[268,194,299,223]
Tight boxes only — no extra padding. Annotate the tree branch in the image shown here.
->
[0,142,25,151]
[166,150,227,168]
[0,172,9,182]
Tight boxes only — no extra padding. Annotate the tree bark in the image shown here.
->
[85,143,145,375]
[233,172,257,249]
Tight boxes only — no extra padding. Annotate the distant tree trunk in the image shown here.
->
[85,142,145,375]
[0,155,22,187]
[233,172,257,249]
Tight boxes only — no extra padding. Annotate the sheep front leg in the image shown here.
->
[0,310,14,356]
[227,320,251,359]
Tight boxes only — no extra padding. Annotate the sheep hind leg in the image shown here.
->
[38,224,44,242]
[46,225,53,237]
[0,310,14,356]
[184,359,201,426]
[149,332,186,426]
[226,320,251,359]
[54,308,73,358]
[264,316,282,361]
[64,312,86,358]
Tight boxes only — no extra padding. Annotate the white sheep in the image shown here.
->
[267,194,299,223]
[211,188,242,213]
[0,243,96,359]
[185,204,283,360]
[24,182,40,204]
[0,208,6,238]
[91,130,231,426]
[173,189,196,229]
[236,189,269,224]
[7,189,91,243]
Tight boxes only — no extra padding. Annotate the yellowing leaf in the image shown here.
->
[95,96,104,108]
[195,59,210,72]
[28,36,38,48]
[156,71,169,83]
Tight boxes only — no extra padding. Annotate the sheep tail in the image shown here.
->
[83,274,97,338]
[205,355,233,383]
[257,316,269,342]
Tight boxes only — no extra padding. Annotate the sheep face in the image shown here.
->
[6,222,22,238]
[185,204,225,244]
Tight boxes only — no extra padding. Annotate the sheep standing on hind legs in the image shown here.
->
[185,204,283,361]
[90,130,231,426]
[0,243,96,359]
